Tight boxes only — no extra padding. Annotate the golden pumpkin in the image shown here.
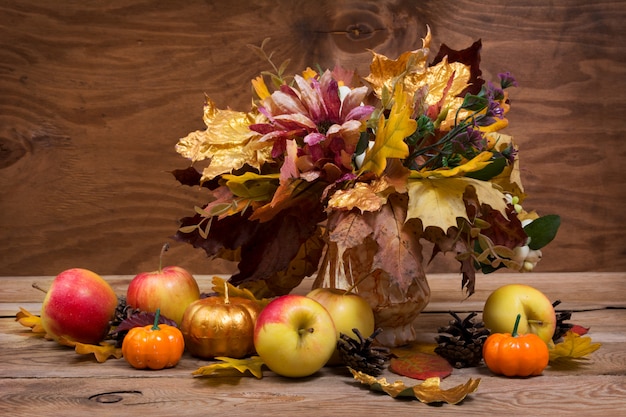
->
[180,291,261,359]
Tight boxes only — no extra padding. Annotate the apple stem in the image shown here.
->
[298,327,315,335]
[158,243,170,273]
[152,308,161,331]
[32,282,48,294]
[512,313,522,337]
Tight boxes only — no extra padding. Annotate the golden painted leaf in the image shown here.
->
[549,331,601,363]
[349,368,480,404]
[365,29,431,99]
[211,276,271,308]
[406,177,508,231]
[15,307,46,334]
[358,86,414,177]
[192,356,265,379]
[326,178,393,212]
[408,152,494,179]
[175,97,272,181]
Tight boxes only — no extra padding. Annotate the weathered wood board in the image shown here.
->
[1,1,625,276]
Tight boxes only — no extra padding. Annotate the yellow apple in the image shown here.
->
[482,284,556,344]
[306,288,375,365]
[253,294,337,377]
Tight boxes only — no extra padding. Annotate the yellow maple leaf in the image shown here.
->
[192,356,265,379]
[221,172,280,201]
[350,368,480,404]
[406,177,508,231]
[211,276,272,307]
[175,97,272,181]
[15,307,46,334]
[549,331,601,363]
[358,85,414,177]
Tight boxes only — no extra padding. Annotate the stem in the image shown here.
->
[152,308,161,331]
[158,243,169,273]
[32,283,48,294]
[298,327,315,335]
[224,281,230,304]
[511,313,522,337]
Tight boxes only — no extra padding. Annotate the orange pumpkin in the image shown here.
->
[122,309,185,370]
[482,314,550,377]
[180,289,262,359]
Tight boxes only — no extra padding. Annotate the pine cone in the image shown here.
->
[337,328,391,376]
[109,296,141,346]
[435,311,490,368]
[552,299,573,342]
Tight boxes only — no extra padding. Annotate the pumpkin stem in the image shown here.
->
[158,243,169,273]
[511,313,522,337]
[152,308,161,331]
[224,281,230,304]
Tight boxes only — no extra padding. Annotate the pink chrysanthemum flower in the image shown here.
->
[250,70,374,182]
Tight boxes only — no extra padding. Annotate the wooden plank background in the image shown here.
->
[1,0,625,277]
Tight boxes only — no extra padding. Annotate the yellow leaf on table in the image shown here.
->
[549,331,601,363]
[15,307,46,334]
[58,336,123,363]
[349,368,480,404]
[192,356,265,379]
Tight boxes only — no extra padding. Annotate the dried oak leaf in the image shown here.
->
[192,356,265,379]
[389,352,453,380]
[549,331,601,364]
[349,368,480,404]
[15,307,46,335]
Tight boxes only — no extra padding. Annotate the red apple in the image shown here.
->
[40,268,118,345]
[126,244,200,325]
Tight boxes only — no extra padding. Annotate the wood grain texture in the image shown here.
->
[1,273,624,416]
[0,0,625,276]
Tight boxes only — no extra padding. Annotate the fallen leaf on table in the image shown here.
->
[349,368,480,404]
[390,341,438,356]
[15,307,46,334]
[192,356,265,379]
[549,330,601,363]
[58,336,123,363]
[570,325,590,336]
[389,351,453,380]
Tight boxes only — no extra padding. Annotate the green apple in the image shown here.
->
[253,294,337,377]
[306,288,375,365]
[482,284,556,344]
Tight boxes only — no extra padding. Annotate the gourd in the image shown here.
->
[122,309,185,370]
[180,285,262,359]
[482,313,549,377]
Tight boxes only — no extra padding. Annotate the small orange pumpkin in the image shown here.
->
[483,313,549,377]
[180,286,262,359]
[122,309,185,370]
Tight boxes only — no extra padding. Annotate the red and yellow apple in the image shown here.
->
[126,265,200,325]
[40,268,118,345]
[254,294,337,378]
[306,287,375,364]
[482,284,556,344]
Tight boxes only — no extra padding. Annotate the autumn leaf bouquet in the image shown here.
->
[172,29,559,345]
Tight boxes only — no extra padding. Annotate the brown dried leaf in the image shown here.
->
[349,368,480,404]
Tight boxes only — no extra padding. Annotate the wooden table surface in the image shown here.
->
[1,272,624,416]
